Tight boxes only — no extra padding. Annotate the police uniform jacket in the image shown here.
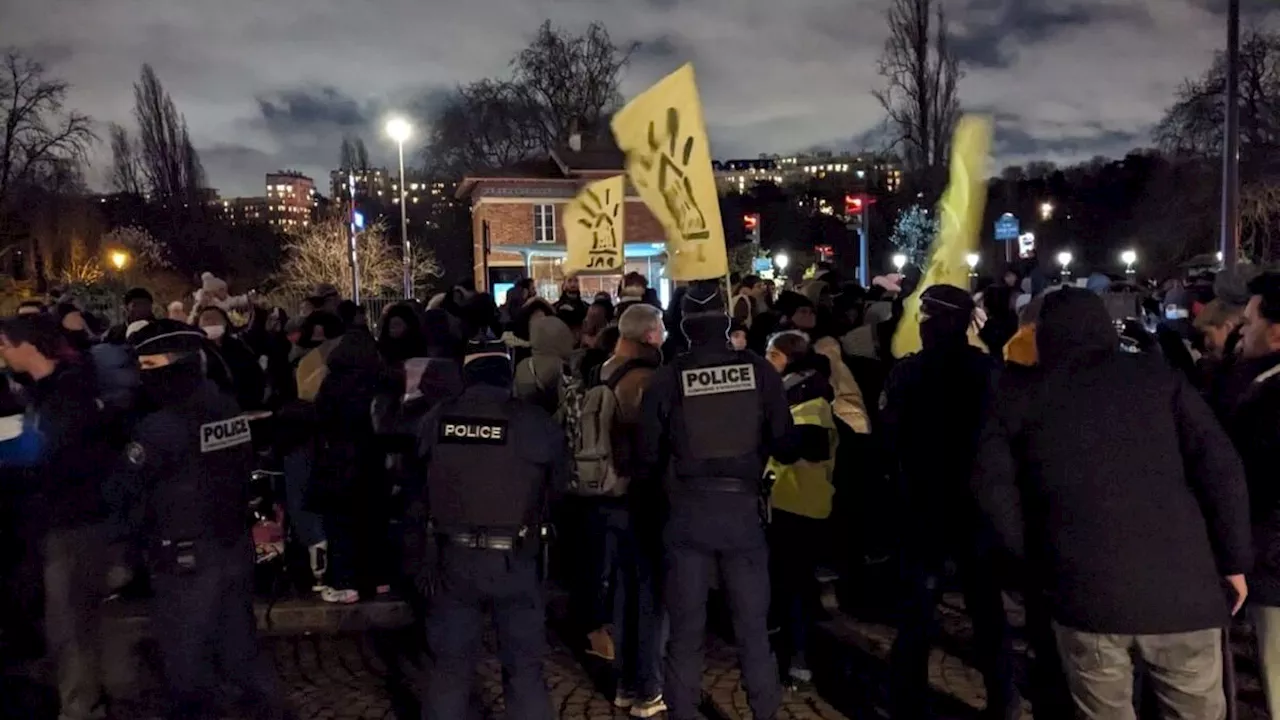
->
[115,380,254,547]
[637,344,798,494]
[417,383,568,535]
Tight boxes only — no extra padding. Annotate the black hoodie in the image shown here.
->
[973,288,1253,634]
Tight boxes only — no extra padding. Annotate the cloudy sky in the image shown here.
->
[2,0,1268,196]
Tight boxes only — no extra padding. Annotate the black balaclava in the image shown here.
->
[919,284,976,351]
[129,319,208,406]
[680,280,730,347]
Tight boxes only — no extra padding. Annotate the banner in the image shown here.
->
[611,63,727,281]
[892,115,994,358]
[563,175,626,275]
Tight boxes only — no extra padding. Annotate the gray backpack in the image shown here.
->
[564,360,651,497]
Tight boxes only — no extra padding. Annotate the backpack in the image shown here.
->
[557,359,652,497]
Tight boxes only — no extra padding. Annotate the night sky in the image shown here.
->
[1,0,1263,196]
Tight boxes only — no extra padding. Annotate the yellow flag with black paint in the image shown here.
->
[611,63,727,281]
[564,175,626,275]
[892,115,993,358]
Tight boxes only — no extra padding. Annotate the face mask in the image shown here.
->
[202,325,226,341]
[140,354,203,405]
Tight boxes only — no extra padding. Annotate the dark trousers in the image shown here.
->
[325,499,378,594]
[44,523,108,720]
[603,506,666,699]
[423,548,551,720]
[890,547,1019,719]
[664,494,779,720]
[767,510,822,680]
[151,537,283,720]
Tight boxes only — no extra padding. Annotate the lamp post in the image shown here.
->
[109,251,129,272]
[1039,202,1054,221]
[965,252,980,289]
[1221,0,1241,269]
[1121,249,1137,276]
[891,253,907,273]
[774,252,789,287]
[1057,251,1073,281]
[385,117,413,298]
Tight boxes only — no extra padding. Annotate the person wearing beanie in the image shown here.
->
[114,319,291,719]
[634,278,801,720]
[881,283,1019,719]
[410,332,566,719]
[190,272,251,323]
[103,287,156,344]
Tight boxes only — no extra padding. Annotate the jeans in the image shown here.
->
[603,505,667,699]
[1252,605,1280,719]
[767,510,822,680]
[1053,623,1225,720]
[44,523,108,720]
[282,446,324,548]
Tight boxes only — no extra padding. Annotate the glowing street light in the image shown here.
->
[965,252,980,273]
[109,250,129,271]
[385,117,413,297]
[1057,250,1073,279]
[891,254,907,272]
[1121,249,1137,275]
[774,252,790,272]
[1040,202,1055,221]
[1217,250,1225,264]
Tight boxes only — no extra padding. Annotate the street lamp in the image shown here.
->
[892,254,907,272]
[385,117,413,297]
[965,252,980,275]
[1121,249,1137,275]
[109,250,129,272]
[1040,202,1054,221]
[774,252,789,272]
[1057,250,1073,280]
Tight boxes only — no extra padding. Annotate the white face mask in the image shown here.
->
[202,324,226,341]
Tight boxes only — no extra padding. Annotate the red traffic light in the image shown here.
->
[743,214,759,230]
[844,195,865,215]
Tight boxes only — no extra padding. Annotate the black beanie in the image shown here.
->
[129,319,207,356]
[680,280,725,319]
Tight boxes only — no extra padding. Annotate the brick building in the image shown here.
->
[456,139,672,303]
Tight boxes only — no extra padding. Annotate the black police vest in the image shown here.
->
[149,387,253,545]
[671,353,762,469]
[427,396,543,533]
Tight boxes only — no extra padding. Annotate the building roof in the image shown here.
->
[457,136,628,200]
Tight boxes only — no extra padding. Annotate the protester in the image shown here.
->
[513,314,575,416]
[195,305,266,412]
[973,287,1252,719]
[104,287,156,344]
[377,302,428,366]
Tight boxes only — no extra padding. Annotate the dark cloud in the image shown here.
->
[0,0,1232,195]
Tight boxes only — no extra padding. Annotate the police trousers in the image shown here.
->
[150,536,283,720]
[664,493,780,720]
[423,547,551,720]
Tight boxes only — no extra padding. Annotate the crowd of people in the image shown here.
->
[0,255,1276,720]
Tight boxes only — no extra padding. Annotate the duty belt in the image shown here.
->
[441,531,517,551]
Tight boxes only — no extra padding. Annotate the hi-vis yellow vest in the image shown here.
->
[767,398,839,520]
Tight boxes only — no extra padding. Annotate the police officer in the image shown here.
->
[413,334,567,720]
[113,320,288,720]
[636,280,799,720]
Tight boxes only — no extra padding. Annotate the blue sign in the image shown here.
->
[752,257,771,273]
[994,213,1020,241]
[352,211,365,230]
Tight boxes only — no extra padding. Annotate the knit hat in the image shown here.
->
[1216,264,1262,308]
[773,291,814,319]
[680,280,726,319]
[201,272,229,296]
[463,335,509,365]
[129,319,207,356]
[920,284,976,318]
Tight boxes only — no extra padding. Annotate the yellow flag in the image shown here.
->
[892,115,993,358]
[563,175,626,275]
[611,63,727,281]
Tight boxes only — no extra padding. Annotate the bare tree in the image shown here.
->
[354,137,369,170]
[873,0,961,185]
[276,218,441,298]
[0,50,94,212]
[108,123,143,195]
[132,64,205,203]
[421,20,635,174]
[339,134,371,171]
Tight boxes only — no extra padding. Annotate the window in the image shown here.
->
[534,204,556,243]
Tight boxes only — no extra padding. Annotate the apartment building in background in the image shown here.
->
[265,170,314,229]
[713,152,903,194]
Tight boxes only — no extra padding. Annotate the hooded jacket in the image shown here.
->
[513,315,576,415]
[973,288,1252,634]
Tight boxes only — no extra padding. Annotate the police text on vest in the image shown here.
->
[438,417,509,445]
[681,363,757,397]
[200,416,252,453]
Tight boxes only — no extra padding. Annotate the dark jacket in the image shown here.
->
[1224,352,1280,605]
[24,362,112,529]
[972,288,1252,634]
[311,328,385,512]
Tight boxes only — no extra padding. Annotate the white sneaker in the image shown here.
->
[629,693,667,718]
[320,587,358,604]
[613,690,636,709]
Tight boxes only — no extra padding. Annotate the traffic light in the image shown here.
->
[844,194,865,216]
[744,213,761,243]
